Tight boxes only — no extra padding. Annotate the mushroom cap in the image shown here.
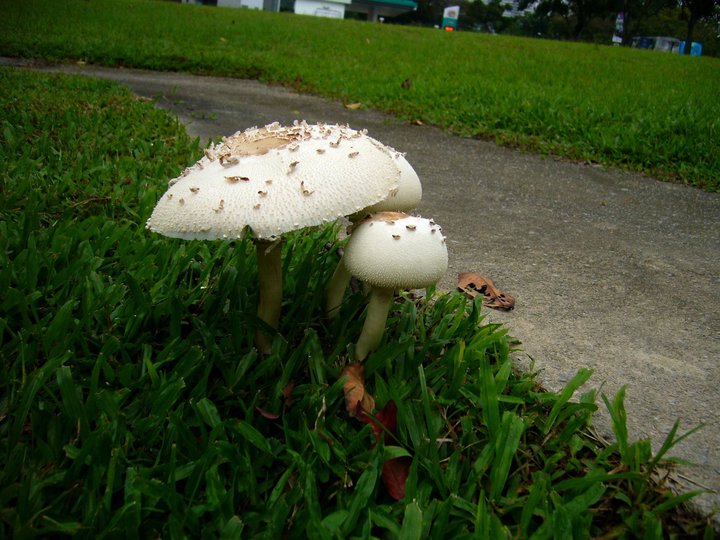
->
[359,153,422,215]
[146,121,402,240]
[343,212,448,290]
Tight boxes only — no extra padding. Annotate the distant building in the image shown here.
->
[632,36,681,53]
[478,0,535,18]
[182,0,271,9]
[295,0,415,21]
[182,0,416,21]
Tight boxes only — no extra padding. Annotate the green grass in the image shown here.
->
[0,67,716,538]
[1,0,719,191]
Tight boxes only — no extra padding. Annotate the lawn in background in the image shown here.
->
[0,66,715,538]
[0,0,718,191]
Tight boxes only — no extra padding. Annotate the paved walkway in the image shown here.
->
[6,59,719,517]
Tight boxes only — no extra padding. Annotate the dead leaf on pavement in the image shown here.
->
[344,102,363,110]
[341,364,375,417]
[458,272,515,310]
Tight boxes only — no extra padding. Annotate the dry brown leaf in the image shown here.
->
[341,363,375,417]
[458,272,515,310]
[344,102,363,110]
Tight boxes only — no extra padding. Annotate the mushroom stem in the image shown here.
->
[326,256,351,318]
[354,286,395,362]
[255,239,283,354]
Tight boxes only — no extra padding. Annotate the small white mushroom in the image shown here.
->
[342,212,448,362]
[326,152,423,319]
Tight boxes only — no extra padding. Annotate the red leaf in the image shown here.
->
[357,400,411,500]
[282,381,295,407]
[382,456,411,500]
[362,400,398,442]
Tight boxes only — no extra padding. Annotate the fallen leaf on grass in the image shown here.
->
[256,381,296,421]
[457,272,515,310]
[361,400,411,500]
[364,400,398,442]
[282,381,295,406]
[383,456,412,500]
[341,364,375,417]
[255,407,280,420]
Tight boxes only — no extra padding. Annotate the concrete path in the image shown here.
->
[6,59,719,517]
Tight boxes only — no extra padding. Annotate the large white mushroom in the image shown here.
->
[325,153,422,318]
[147,121,402,353]
[342,212,448,362]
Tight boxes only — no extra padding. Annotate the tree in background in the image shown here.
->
[614,0,676,44]
[680,0,719,52]
[458,0,508,32]
[521,0,616,38]
[393,0,719,55]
